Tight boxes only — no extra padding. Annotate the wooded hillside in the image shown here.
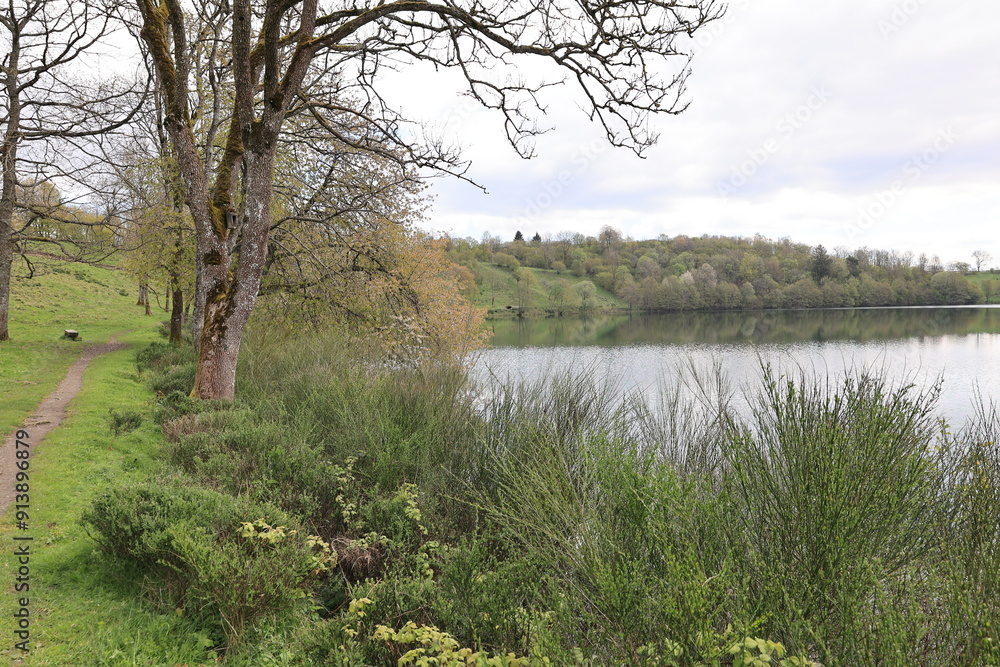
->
[446,229,996,314]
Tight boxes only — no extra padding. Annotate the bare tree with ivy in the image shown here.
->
[1,0,142,341]
[972,250,993,273]
[134,0,723,399]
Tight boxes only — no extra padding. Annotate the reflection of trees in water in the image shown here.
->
[488,308,1000,347]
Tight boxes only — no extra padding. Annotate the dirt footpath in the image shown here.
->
[0,336,128,513]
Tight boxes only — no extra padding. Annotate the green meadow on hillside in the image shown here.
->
[471,262,627,315]
[0,261,158,435]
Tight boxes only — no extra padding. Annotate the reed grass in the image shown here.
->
[122,332,1000,664]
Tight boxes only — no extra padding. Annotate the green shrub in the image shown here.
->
[152,390,231,424]
[82,482,288,587]
[83,483,323,652]
[107,407,143,436]
[162,409,352,533]
[149,362,197,396]
[169,519,334,651]
[721,368,946,659]
[136,341,196,373]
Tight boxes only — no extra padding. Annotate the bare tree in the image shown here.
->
[1,0,141,341]
[972,250,993,273]
[93,58,197,347]
[135,0,723,399]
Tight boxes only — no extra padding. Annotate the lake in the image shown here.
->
[472,307,1000,427]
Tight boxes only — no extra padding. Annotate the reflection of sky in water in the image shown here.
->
[473,334,1000,428]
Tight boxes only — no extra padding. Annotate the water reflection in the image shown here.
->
[486,308,1000,348]
[476,307,1000,427]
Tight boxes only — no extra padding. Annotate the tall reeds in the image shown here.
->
[142,333,1000,664]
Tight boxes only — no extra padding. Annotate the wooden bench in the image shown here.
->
[63,329,80,341]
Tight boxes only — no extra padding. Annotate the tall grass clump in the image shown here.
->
[157,329,481,540]
[940,397,1000,660]
[236,330,478,495]
[720,367,950,662]
[475,368,738,663]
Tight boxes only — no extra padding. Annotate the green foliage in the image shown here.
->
[136,340,196,372]
[170,519,335,650]
[107,406,143,436]
[373,622,536,666]
[25,298,1000,665]
[82,483,270,569]
[722,369,947,659]
[148,360,197,395]
[136,340,199,397]
[809,244,832,283]
[82,482,323,651]
[450,233,981,314]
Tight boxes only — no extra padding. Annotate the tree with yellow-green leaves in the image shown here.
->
[259,122,485,360]
[132,0,723,399]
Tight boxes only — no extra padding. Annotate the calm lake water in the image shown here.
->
[472,307,1000,427]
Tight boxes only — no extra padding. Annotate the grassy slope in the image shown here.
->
[1,261,174,665]
[966,271,1000,303]
[0,262,156,436]
[0,343,220,666]
[473,262,626,314]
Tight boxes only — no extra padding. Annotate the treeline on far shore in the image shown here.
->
[444,229,998,315]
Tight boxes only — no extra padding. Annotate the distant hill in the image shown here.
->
[445,232,999,316]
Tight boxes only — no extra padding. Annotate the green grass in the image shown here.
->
[0,346,222,666]
[966,271,1000,303]
[473,262,626,314]
[0,259,168,664]
[0,261,159,435]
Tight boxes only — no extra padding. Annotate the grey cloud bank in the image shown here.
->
[390,0,999,265]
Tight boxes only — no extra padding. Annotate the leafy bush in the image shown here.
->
[82,483,287,592]
[136,341,196,373]
[83,483,329,651]
[107,407,143,436]
[170,519,334,650]
[373,622,534,666]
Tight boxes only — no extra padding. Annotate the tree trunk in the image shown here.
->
[0,231,11,342]
[0,33,21,343]
[190,150,275,400]
[138,0,312,400]
[190,249,205,344]
[169,272,184,346]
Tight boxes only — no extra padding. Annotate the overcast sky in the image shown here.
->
[382,0,999,266]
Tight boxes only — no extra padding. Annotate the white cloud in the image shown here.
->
[383,0,1000,264]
